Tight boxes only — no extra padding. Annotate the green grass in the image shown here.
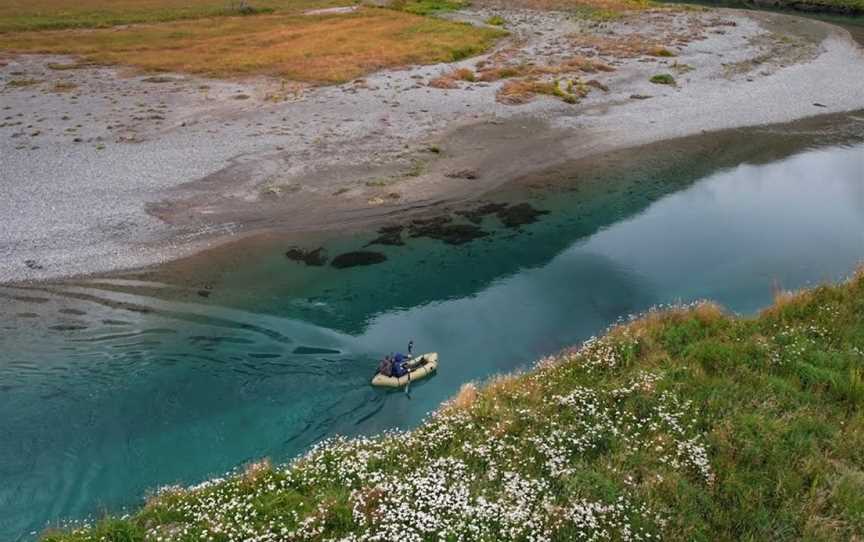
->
[485,14,507,25]
[42,269,864,541]
[650,73,676,85]
[390,0,469,16]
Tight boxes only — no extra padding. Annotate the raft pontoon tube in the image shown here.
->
[371,352,438,388]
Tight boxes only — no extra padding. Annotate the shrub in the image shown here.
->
[650,73,676,85]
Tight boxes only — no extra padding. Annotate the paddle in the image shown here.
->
[405,370,412,398]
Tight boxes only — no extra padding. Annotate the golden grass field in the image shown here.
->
[1,7,502,82]
[0,0,503,82]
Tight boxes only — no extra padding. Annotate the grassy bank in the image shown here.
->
[0,0,503,82]
[43,268,864,541]
[0,8,502,82]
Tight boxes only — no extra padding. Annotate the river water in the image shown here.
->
[1,114,863,539]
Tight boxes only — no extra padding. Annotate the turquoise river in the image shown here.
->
[1,112,863,540]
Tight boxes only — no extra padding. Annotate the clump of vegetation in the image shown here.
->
[428,67,476,88]
[390,0,469,16]
[559,55,615,73]
[477,63,531,81]
[51,81,78,92]
[5,78,40,87]
[452,67,475,81]
[406,159,427,177]
[671,61,693,74]
[485,14,506,26]
[497,77,586,104]
[43,269,864,541]
[365,177,394,187]
[649,73,676,85]
[648,46,676,57]
[428,74,459,88]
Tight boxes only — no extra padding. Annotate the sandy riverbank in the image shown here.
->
[1,6,863,283]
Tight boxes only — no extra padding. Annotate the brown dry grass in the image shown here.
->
[452,67,476,81]
[243,457,273,481]
[0,9,503,83]
[762,289,816,318]
[449,382,478,409]
[428,75,459,88]
[497,79,546,104]
[497,77,589,104]
[428,66,476,87]
[477,63,532,81]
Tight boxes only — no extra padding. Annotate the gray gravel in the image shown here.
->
[1,8,862,284]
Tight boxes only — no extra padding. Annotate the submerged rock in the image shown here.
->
[367,224,405,247]
[408,216,489,245]
[331,251,387,269]
[456,202,509,224]
[496,202,549,228]
[455,202,549,229]
[285,247,328,266]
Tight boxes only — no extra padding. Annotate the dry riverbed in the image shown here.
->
[1,5,863,283]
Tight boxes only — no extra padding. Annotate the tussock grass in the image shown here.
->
[498,77,587,104]
[51,81,78,92]
[649,73,675,85]
[429,66,477,87]
[648,45,676,57]
[5,78,40,87]
[0,9,504,83]
[45,267,864,541]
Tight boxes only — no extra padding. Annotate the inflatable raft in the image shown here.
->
[371,353,438,388]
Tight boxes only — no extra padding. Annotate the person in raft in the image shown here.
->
[407,340,414,357]
[392,352,408,378]
[377,355,393,377]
